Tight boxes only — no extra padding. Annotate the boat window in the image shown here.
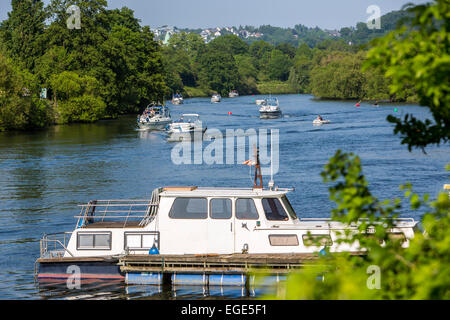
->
[262,198,289,221]
[169,198,207,219]
[302,234,333,247]
[125,233,158,250]
[281,196,298,220]
[236,198,259,220]
[269,235,299,246]
[77,233,111,250]
[210,198,232,219]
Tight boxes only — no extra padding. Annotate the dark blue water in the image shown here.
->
[0,94,448,299]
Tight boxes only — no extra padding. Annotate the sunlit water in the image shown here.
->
[0,94,448,299]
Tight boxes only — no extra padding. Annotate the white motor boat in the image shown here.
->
[137,104,172,130]
[211,93,221,103]
[36,161,418,280]
[36,142,419,282]
[167,113,206,141]
[259,98,282,119]
[229,90,239,98]
[171,94,184,105]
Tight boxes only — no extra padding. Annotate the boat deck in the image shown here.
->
[82,221,144,229]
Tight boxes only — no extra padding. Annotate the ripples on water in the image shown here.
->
[0,94,448,299]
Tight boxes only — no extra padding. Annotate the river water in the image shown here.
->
[0,94,448,299]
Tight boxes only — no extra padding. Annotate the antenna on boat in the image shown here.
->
[253,145,263,189]
[268,130,275,191]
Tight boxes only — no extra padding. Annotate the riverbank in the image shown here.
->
[183,81,299,98]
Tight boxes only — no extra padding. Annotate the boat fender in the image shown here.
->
[149,243,160,255]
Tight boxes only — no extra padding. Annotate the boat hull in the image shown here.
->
[172,99,184,105]
[167,127,207,142]
[260,111,282,119]
[37,258,124,280]
[138,119,172,130]
[313,120,331,125]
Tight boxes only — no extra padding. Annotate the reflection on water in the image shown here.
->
[0,94,448,299]
[37,279,270,300]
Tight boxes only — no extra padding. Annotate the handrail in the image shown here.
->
[74,215,148,219]
[40,232,75,258]
[78,204,156,207]
[74,193,161,229]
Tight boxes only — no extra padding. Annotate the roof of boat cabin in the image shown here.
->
[159,187,291,197]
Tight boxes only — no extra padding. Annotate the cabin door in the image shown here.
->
[160,197,208,254]
[233,198,260,254]
[207,198,235,254]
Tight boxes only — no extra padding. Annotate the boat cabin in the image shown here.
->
[45,186,416,259]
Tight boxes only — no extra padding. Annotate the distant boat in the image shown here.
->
[313,119,331,126]
[259,98,282,119]
[167,114,207,141]
[172,94,184,105]
[137,104,172,130]
[211,93,221,103]
[229,90,239,98]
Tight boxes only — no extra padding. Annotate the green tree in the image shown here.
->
[268,49,292,81]
[310,51,365,99]
[268,0,450,300]
[364,0,450,151]
[208,35,249,56]
[0,51,50,131]
[0,0,46,71]
[50,71,106,123]
[197,49,241,96]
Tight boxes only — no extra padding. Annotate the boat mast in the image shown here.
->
[268,130,275,190]
[253,145,263,189]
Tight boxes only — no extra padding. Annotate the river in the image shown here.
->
[0,94,448,299]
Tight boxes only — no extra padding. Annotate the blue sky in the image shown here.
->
[0,0,428,29]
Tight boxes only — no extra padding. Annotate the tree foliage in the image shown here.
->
[266,0,449,301]
[265,152,449,300]
[0,0,168,128]
[365,0,449,151]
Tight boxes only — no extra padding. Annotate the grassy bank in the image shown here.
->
[184,86,210,98]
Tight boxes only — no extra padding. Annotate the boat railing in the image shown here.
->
[40,232,74,258]
[74,199,159,228]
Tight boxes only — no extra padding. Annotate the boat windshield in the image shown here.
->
[262,198,289,221]
[281,196,298,220]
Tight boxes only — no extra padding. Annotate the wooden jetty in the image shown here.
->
[119,253,322,274]
[37,253,364,285]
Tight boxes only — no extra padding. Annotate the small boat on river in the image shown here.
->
[171,94,184,105]
[313,116,331,126]
[259,97,282,119]
[229,90,239,98]
[167,113,206,141]
[137,104,172,130]
[211,93,221,103]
